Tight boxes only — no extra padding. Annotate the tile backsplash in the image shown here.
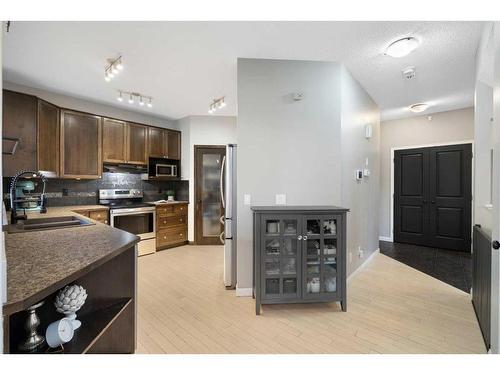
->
[3,173,189,208]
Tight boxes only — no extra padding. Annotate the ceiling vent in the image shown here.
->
[402,66,416,80]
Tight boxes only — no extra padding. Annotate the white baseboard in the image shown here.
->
[379,236,393,242]
[235,287,253,297]
[347,248,380,282]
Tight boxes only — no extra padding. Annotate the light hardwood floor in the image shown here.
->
[137,245,486,354]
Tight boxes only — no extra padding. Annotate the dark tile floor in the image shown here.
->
[379,241,472,293]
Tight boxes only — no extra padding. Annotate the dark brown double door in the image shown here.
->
[394,144,472,252]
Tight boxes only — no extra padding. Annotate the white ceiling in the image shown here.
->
[3,21,484,121]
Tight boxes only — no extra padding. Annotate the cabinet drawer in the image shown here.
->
[157,215,187,229]
[157,227,187,247]
[157,204,188,217]
[89,210,109,224]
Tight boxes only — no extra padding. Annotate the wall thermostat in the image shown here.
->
[356,170,363,181]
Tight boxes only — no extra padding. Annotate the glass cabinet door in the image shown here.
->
[303,215,340,298]
[261,216,301,299]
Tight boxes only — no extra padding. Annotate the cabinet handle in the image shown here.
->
[297,235,303,240]
[180,233,183,237]
[163,236,167,239]
[303,235,308,240]
[104,220,108,224]
[163,220,167,224]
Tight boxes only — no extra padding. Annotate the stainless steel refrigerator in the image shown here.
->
[221,144,237,288]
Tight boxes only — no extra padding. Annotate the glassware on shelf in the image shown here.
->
[284,238,297,255]
[325,258,337,274]
[265,239,280,256]
[323,219,337,235]
[324,238,337,255]
[266,220,280,234]
[306,219,320,235]
[306,277,320,293]
[265,278,280,294]
[283,258,296,275]
[283,278,297,294]
[325,277,337,292]
[283,220,297,234]
[307,239,320,256]
[265,259,280,275]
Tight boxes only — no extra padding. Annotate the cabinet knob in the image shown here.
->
[104,220,108,224]
[180,233,183,237]
[163,220,167,224]
[303,235,308,240]
[297,235,303,240]
[163,236,167,239]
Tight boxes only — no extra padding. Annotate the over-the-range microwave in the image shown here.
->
[156,163,178,177]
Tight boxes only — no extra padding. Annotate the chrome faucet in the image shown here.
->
[10,170,48,224]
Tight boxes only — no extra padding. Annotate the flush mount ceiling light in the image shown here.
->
[116,90,153,108]
[385,37,420,58]
[208,97,226,114]
[409,103,430,113]
[104,56,124,82]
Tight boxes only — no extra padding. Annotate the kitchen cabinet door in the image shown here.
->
[166,130,181,160]
[2,90,37,176]
[60,109,102,179]
[127,123,148,164]
[102,118,127,163]
[148,127,167,158]
[37,100,60,176]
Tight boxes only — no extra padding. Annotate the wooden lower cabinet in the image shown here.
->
[156,203,188,249]
[73,208,109,225]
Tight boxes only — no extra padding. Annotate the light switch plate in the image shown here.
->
[275,194,286,205]
[244,194,251,205]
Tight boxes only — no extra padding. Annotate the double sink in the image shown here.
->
[5,215,94,234]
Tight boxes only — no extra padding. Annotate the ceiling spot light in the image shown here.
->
[104,55,124,81]
[208,97,226,114]
[409,103,430,113]
[385,37,420,58]
[116,90,153,109]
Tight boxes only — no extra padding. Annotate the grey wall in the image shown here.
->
[237,58,343,292]
[174,115,237,242]
[3,81,177,130]
[379,107,474,240]
[340,66,380,274]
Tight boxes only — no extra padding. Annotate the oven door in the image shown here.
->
[110,207,156,240]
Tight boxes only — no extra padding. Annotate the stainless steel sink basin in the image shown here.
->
[5,216,95,233]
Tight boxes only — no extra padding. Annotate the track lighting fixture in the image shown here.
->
[104,56,123,82]
[208,97,226,114]
[116,90,153,109]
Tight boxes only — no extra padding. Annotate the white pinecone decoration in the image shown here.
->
[54,285,88,314]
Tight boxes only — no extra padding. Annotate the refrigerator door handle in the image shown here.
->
[220,155,226,209]
[219,231,225,245]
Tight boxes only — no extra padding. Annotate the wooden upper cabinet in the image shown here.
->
[37,100,60,176]
[60,110,102,179]
[148,127,167,158]
[102,118,127,163]
[2,90,37,176]
[127,123,148,164]
[167,130,181,160]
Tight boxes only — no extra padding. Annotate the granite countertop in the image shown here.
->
[3,205,139,315]
[147,200,189,206]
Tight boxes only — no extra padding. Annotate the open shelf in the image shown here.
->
[62,298,132,354]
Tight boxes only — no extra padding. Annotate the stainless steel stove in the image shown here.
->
[99,189,156,256]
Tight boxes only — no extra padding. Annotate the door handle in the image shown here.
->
[493,240,500,250]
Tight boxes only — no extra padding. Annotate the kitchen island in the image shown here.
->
[2,205,140,354]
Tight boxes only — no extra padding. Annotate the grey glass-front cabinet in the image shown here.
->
[252,206,349,315]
